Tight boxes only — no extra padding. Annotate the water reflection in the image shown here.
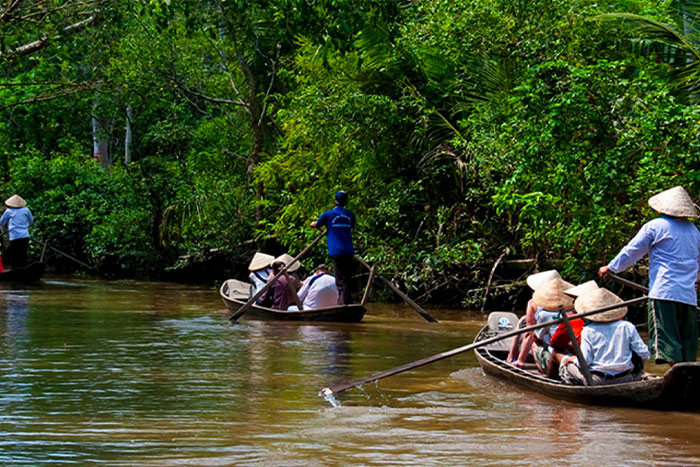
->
[0,280,698,465]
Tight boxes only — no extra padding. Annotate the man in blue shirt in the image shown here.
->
[0,194,34,269]
[599,186,700,364]
[311,191,356,304]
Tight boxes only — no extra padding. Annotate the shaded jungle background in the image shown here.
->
[2,0,700,309]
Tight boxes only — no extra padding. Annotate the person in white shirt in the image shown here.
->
[559,288,650,386]
[296,264,339,310]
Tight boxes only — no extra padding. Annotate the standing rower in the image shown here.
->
[311,191,356,305]
[599,186,700,365]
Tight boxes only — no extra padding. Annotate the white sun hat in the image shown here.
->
[526,270,562,291]
[532,278,575,310]
[274,253,301,272]
[248,252,275,271]
[648,186,699,218]
[5,194,26,208]
[574,288,627,323]
[565,280,599,298]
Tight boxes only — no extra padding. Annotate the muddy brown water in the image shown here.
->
[0,277,698,465]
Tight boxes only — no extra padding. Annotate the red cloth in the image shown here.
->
[550,311,585,349]
[0,254,4,273]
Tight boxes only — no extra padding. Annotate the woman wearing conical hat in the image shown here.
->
[559,288,650,386]
[248,252,274,304]
[507,270,562,365]
[0,195,34,270]
[599,186,700,365]
[509,274,575,375]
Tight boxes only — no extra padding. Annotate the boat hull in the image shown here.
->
[474,317,700,411]
[0,262,46,283]
[220,279,366,323]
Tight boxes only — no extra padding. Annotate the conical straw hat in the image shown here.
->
[274,253,300,272]
[564,280,599,298]
[4,194,26,208]
[526,270,562,291]
[574,288,627,323]
[648,186,699,218]
[532,278,575,310]
[248,252,274,271]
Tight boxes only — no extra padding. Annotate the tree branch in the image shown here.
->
[0,84,93,111]
[0,14,99,59]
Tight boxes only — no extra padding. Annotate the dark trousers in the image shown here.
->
[649,299,698,363]
[7,237,29,269]
[332,255,355,305]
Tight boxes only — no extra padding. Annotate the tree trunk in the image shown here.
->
[124,105,133,165]
[92,103,110,170]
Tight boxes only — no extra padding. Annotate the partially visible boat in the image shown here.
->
[0,262,46,283]
[220,279,368,323]
[474,312,700,411]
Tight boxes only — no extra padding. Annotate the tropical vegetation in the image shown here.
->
[2,0,699,307]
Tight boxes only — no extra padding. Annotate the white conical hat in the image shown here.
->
[526,270,562,291]
[648,186,699,218]
[565,280,599,297]
[532,278,575,310]
[248,252,274,271]
[5,194,26,208]
[574,288,627,323]
[274,253,300,272]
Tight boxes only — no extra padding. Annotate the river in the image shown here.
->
[0,278,698,465]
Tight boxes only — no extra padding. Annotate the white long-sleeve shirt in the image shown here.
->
[580,320,650,375]
[298,273,338,309]
[608,216,700,306]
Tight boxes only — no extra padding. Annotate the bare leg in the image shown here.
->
[507,316,527,362]
[515,332,535,367]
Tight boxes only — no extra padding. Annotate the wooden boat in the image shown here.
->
[220,279,368,322]
[0,262,46,283]
[473,312,700,411]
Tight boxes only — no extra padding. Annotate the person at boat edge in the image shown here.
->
[559,288,650,386]
[598,186,700,366]
[0,194,34,270]
[248,252,274,304]
[507,269,560,365]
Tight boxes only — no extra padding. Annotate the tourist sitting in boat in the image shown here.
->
[248,252,274,299]
[273,253,302,282]
[291,264,339,310]
[507,269,562,366]
[559,288,650,386]
[509,273,575,375]
[259,260,302,310]
[547,281,599,374]
[528,278,576,376]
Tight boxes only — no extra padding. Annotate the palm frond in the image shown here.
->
[597,13,700,62]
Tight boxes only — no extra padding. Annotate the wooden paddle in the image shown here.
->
[319,295,649,397]
[608,274,649,294]
[229,230,327,321]
[32,238,113,280]
[355,256,438,323]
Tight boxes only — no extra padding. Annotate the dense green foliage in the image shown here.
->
[1,0,699,306]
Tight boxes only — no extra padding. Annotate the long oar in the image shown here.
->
[320,295,649,397]
[355,256,438,323]
[32,239,113,280]
[229,230,327,321]
[608,274,649,294]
